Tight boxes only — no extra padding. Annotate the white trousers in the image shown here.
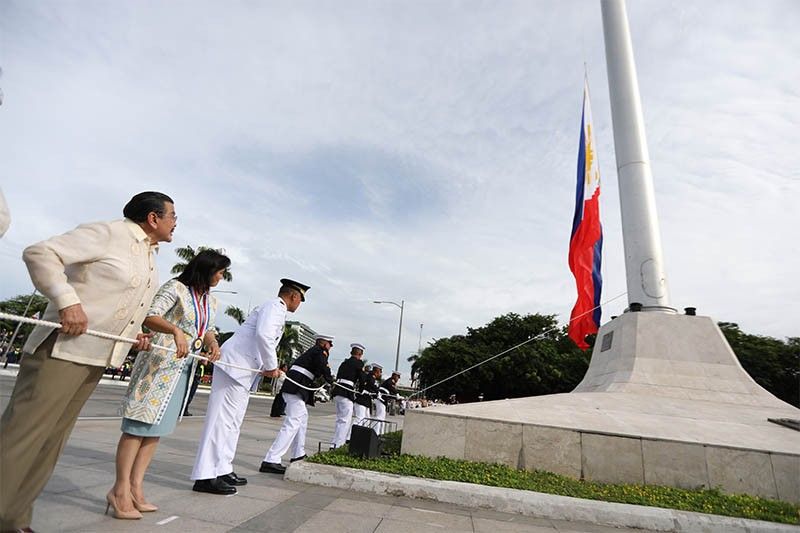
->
[331,396,354,448]
[264,393,307,463]
[352,403,369,435]
[191,369,251,480]
[373,400,386,434]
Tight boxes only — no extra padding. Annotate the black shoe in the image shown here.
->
[259,461,286,474]
[289,454,306,463]
[219,472,247,486]
[183,411,193,416]
[192,478,237,495]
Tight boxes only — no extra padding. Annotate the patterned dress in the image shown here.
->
[120,279,217,436]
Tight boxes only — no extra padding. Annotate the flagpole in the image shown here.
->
[601,0,675,312]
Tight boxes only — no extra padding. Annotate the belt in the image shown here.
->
[291,366,314,380]
[336,378,354,386]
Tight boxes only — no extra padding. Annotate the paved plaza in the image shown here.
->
[3,371,787,532]
[0,372,658,532]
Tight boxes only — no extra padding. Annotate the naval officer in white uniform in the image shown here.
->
[190,278,309,495]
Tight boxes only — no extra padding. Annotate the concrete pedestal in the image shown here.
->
[402,313,800,502]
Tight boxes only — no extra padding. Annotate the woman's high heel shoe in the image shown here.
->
[105,491,143,520]
[131,494,158,512]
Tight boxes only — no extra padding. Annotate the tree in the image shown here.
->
[224,306,246,326]
[718,322,799,407]
[413,313,589,402]
[277,325,302,365]
[0,293,50,356]
[171,245,232,281]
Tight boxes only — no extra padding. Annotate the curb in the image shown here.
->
[285,462,796,533]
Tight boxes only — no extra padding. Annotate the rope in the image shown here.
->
[0,311,328,391]
[408,291,628,399]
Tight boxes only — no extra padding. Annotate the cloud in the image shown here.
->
[1,0,798,379]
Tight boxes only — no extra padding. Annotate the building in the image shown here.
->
[286,320,316,357]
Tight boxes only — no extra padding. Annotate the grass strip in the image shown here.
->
[308,432,798,525]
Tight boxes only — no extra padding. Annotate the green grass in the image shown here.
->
[309,431,799,525]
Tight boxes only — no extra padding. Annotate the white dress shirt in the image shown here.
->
[217,297,286,389]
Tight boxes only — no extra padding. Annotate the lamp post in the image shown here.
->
[211,290,238,294]
[373,299,404,373]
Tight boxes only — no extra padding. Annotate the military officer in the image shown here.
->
[329,343,365,449]
[375,370,400,433]
[191,278,309,494]
[260,334,335,473]
[355,363,380,428]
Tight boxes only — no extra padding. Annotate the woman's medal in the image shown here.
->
[192,337,204,352]
[189,288,210,353]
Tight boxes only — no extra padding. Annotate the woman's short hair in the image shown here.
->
[123,191,174,223]
[176,249,231,293]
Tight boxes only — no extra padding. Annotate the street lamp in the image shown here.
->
[211,290,238,294]
[373,299,404,373]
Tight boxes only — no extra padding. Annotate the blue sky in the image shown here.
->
[1,1,798,378]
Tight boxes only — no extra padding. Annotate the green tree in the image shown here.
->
[224,305,246,326]
[277,325,302,365]
[171,245,232,281]
[413,313,589,402]
[718,322,799,407]
[0,293,50,355]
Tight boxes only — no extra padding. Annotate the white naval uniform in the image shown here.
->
[264,392,308,462]
[352,403,369,429]
[331,395,354,448]
[373,396,387,434]
[191,297,286,480]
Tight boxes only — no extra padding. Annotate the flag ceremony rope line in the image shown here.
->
[408,291,628,399]
[0,311,327,392]
[1,292,626,400]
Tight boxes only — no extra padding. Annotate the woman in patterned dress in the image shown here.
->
[107,250,230,519]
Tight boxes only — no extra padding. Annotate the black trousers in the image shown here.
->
[270,391,286,417]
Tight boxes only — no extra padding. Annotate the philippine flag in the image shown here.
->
[568,80,603,350]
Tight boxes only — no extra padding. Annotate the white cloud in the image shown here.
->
[1,0,798,380]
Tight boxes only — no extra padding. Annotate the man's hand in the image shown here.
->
[134,332,152,351]
[58,304,88,336]
[261,368,280,378]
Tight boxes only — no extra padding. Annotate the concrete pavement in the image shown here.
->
[1,372,791,532]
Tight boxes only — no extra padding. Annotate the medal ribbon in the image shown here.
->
[189,288,210,345]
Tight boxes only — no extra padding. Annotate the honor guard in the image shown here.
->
[261,334,335,473]
[355,363,381,428]
[375,371,400,433]
[191,278,309,494]
[329,343,366,448]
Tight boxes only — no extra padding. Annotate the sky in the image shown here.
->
[1,1,798,380]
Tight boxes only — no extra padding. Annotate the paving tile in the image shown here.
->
[390,495,473,516]
[42,465,112,494]
[156,491,280,526]
[551,519,645,533]
[139,516,231,532]
[385,504,474,529]
[293,509,383,533]
[374,517,473,533]
[325,497,393,518]
[234,503,321,532]
[283,485,342,510]
[473,516,556,532]
[470,508,555,528]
